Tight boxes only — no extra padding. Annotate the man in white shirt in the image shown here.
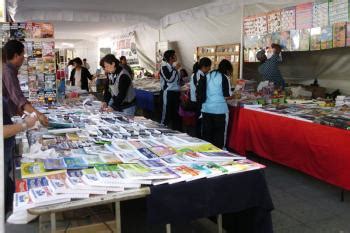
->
[83,58,91,70]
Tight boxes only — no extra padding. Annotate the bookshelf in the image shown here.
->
[195,43,240,85]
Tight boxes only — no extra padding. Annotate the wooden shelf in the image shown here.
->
[195,43,241,85]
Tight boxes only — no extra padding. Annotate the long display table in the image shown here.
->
[227,107,350,190]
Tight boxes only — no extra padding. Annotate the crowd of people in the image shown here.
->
[1,39,241,216]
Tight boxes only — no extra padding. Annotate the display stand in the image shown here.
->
[195,43,241,84]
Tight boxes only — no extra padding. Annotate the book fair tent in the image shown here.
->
[8,0,350,94]
[3,0,350,232]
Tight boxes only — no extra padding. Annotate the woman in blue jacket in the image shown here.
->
[197,59,232,148]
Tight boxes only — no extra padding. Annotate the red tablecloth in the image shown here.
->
[227,107,350,190]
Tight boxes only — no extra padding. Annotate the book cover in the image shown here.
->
[190,164,212,176]
[329,0,349,25]
[206,162,229,174]
[333,22,346,48]
[280,31,291,51]
[177,144,222,153]
[150,146,176,157]
[15,179,28,192]
[26,177,49,189]
[25,22,33,38]
[255,15,268,35]
[64,157,88,169]
[99,154,122,164]
[271,32,281,45]
[290,29,300,51]
[84,155,105,166]
[281,6,296,31]
[29,186,55,203]
[115,152,141,163]
[200,151,245,161]
[137,148,158,159]
[320,26,333,49]
[312,0,329,28]
[13,192,34,212]
[138,159,166,170]
[267,10,281,33]
[20,162,52,179]
[33,42,42,58]
[310,27,321,51]
[112,140,135,151]
[347,22,350,46]
[44,158,67,170]
[299,29,311,51]
[41,23,54,38]
[127,140,146,149]
[31,23,42,38]
[296,2,313,30]
[42,41,55,63]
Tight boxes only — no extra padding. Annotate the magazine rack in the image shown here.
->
[28,187,151,233]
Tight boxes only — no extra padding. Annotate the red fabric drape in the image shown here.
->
[227,107,350,190]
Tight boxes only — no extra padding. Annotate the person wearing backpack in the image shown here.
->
[190,57,212,138]
[197,59,233,148]
[160,50,182,130]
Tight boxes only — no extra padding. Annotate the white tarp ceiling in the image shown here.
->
[8,0,301,39]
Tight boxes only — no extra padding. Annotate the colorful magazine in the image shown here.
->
[281,7,296,31]
[267,10,281,33]
[137,148,158,159]
[310,27,321,51]
[290,29,300,51]
[26,177,49,189]
[13,192,34,212]
[280,31,292,51]
[296,2,313,30]
[43,158,67,170]
[313,0,329,28]
[299,29,311,51]
[64,157,88,169]
[320,26,333,49]
[21,162,64,178]
[333,22,346,48]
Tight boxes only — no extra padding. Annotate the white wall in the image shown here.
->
[73,40,99,73]
[160,11,242,71]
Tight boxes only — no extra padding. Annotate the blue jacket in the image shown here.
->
[201,71,230,114]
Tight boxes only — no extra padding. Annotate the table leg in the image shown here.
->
[115,201,121,233]
[217,214,223,233]
[38,215,43,233]
[166,224,171,233]
[50,212,56,233]
[341,189,345,202]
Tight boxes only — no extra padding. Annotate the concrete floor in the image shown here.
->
[6,157,350,233]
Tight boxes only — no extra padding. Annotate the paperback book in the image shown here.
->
[333,22,346,48]
[43,158,67,170]
[64,157,89,169]
[310,27,321,51]
[290,29,300,51]
[299,29,311,51]
[320,26,333,49]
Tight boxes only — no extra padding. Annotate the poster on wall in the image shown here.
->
[114,31,139,66]
[329,0,349,25]
[156,41,169,71]
[296,2,313,30]
[313,0,329,28]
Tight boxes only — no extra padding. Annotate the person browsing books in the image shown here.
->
[3,95,38,215]
[119,56,134,80]
[82,58,90,70]
[190,57,212,137]
[197,59,233,149]
[2,40,48,126]
[101,54,136,116]
[70,57,95,92]
[256,43,285,89]
[160,50,181,130]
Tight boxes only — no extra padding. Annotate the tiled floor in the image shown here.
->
[6,157,350,233]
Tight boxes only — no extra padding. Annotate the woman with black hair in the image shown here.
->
[190,57,212,137]
[197,59,233,148]
[70,57,94,92]
[101,54,136,116]
[160,50,181,130]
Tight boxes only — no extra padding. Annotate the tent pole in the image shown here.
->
[239,2,244,80]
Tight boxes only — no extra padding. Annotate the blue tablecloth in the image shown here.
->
[135,89,157,112]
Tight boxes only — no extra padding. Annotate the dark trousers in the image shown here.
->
[202,112,226,149]
[4,137,15,216]
[163,91,181,131]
